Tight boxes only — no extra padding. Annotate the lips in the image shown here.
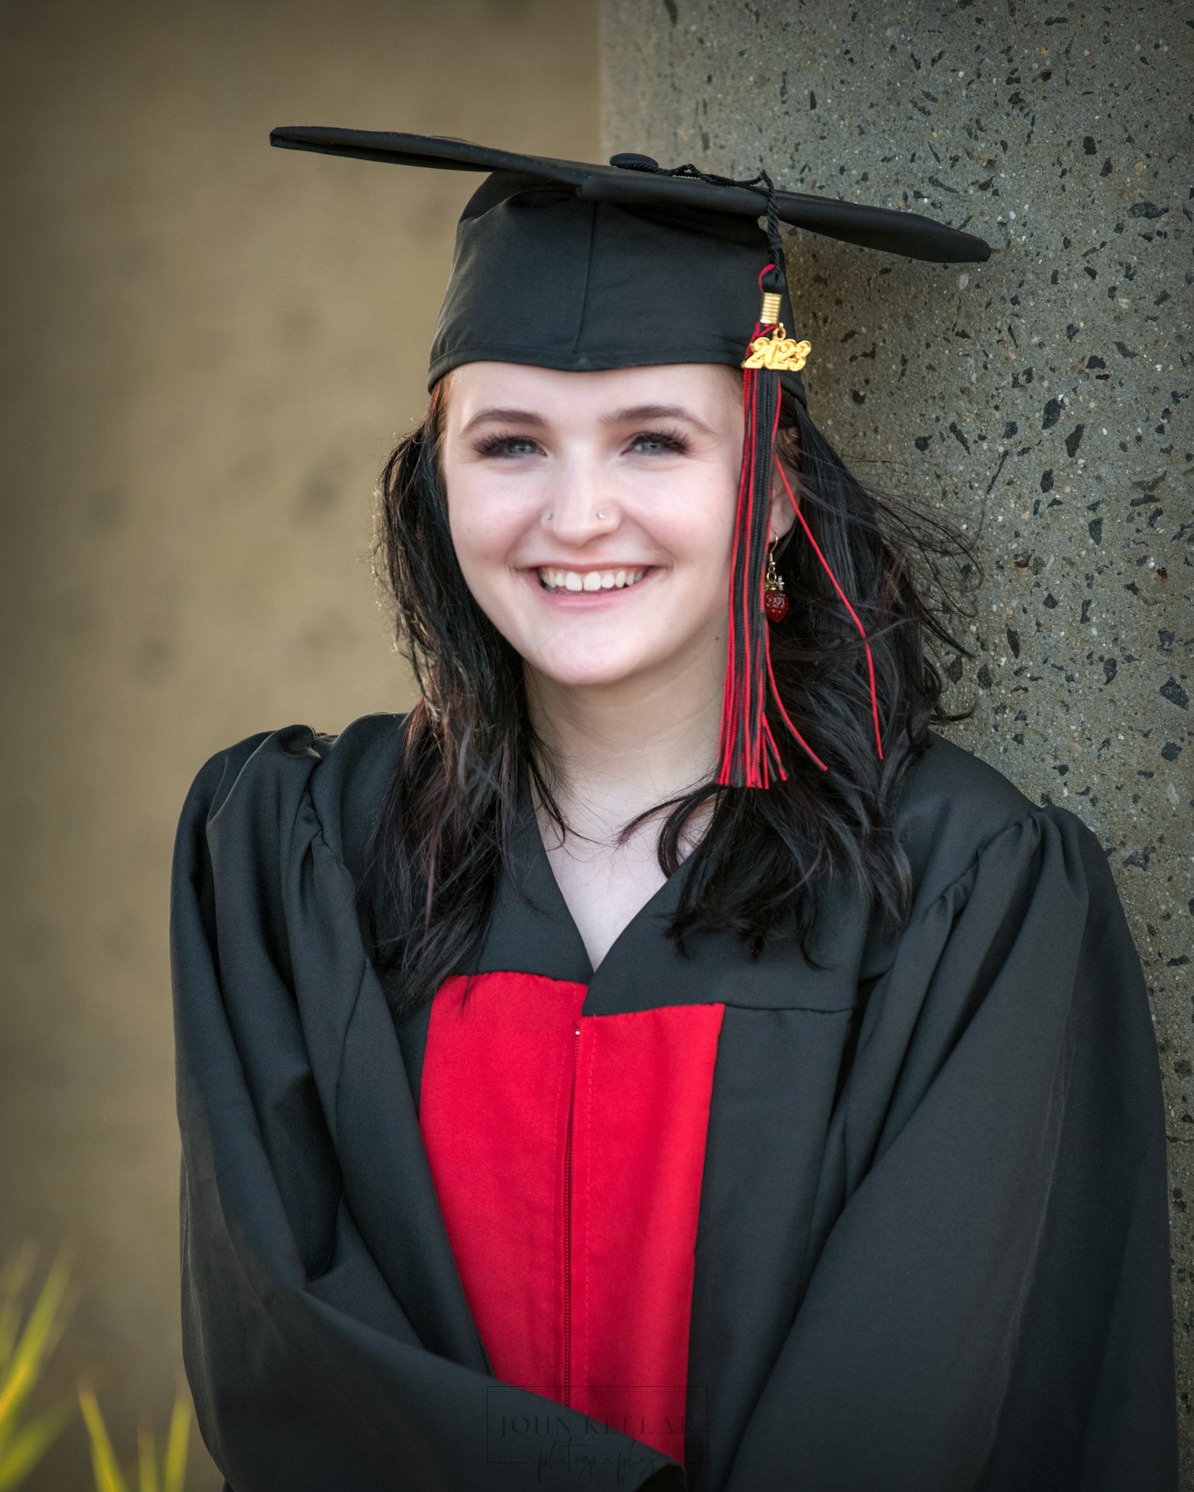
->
[537,567,649,594]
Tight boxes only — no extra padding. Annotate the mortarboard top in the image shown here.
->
[269,126,991,398]
[268,126,989,261]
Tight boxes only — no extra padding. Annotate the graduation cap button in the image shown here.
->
[609,152,660,170]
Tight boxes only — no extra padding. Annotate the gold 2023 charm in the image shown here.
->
[742,327,812,373]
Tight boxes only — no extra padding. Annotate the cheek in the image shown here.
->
[694,469,742,602]
[444,475,542,628]
[663,468,739,569]
[447,473,522,565]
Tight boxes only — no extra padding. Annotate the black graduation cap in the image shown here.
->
[270,126,990,399]
[269,125,990,789]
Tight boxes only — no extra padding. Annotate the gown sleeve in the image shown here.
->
[170,726,684,1492]
[723,800,1177,1491]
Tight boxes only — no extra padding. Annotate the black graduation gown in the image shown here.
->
[170,713,1178,1491]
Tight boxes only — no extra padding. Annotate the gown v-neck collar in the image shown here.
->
[463,776,857,1019]
[480,776,697,992]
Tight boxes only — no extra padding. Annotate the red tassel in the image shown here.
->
[716,308,826,788]
[774,461,885,762]
[716,261,883,788]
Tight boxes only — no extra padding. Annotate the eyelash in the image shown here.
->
[473,433,540,458]
[631,430,690,455]
[472,429,691,459]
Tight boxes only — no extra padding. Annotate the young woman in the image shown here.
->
[171,130,1177,1491]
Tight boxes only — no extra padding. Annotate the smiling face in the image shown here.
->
[441,360,791,711]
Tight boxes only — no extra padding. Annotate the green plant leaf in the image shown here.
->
[0,1247,37,1375]
[136,1429,159,1492]
[0,1252,71,1460]
[162,1396,190,1492]
[79,1387,130,1492]
[0,1395,75,1490]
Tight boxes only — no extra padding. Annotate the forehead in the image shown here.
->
[442,361,743,426]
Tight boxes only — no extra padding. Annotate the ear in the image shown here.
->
[768,457,797,544]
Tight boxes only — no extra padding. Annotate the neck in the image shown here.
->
[525,659,723,845]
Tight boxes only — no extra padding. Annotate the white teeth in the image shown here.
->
[538,567,647,593]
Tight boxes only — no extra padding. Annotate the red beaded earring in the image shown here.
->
[763,537,789,623]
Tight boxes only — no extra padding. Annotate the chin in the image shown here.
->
[525,643,666,692]
[532,662,651,691]
[519,620,725,697]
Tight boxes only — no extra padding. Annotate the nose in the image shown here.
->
[541,453,618,544]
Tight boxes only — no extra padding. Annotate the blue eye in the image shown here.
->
[631,430,689,455]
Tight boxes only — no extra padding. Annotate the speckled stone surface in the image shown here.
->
[605,0,1191,1464]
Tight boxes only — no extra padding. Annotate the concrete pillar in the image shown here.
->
[604,0,1190,1461]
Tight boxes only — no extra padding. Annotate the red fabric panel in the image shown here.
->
[420,972,725,1464]
[421,973,584,1407]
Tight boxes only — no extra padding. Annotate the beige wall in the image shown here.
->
[0,3,598,1486]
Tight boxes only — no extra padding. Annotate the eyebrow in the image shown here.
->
[460,407,547,433]
[459,402,716,436]
[603,403,716,434]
